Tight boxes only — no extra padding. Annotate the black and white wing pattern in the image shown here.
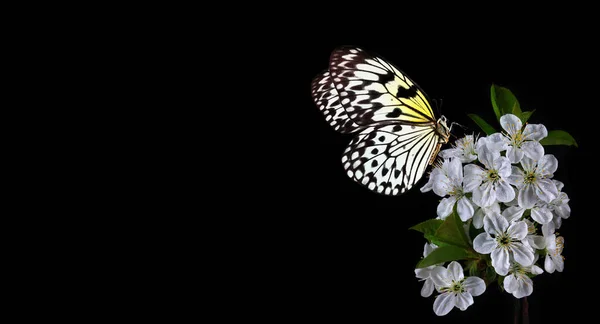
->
[341,124,439,195]
[312,46,448,196]
[328,46,436,126]
[311,70,361,133]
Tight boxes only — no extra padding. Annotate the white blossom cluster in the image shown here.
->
[416,114,571,316]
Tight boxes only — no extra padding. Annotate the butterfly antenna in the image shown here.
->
[451,121,469,131]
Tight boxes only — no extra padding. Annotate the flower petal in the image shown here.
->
[463,276,486,296]
[437,196,457,219]
[473,233,496,254]
[486,133,509,152]
[415,267,432,279]
[472,208,484,229]
[439,148,461,159]
[531,265,544,275]
[473,181,496,208]
[544,234,557,250]
[492,248,510,276]
[484,211,509,235]
[500,114,522,136]
[553,180,564,191]
[506,146,524,163]
[526,235,546,250]
[424,242,437,257]
[520,157,537,173]
[433,292,456,316]
[555,204,571,219]
[449,158,463,186]
[507,221,528,240]
[545,255,556,273]
[457,197,475,221]
[421,279,435,297]
[496,156,513,178]
[477,146,500,170]
[495,179,515,203]
[421,168,442,193]
[542,222,556,237]
[507,166,524,187]
[511,242,534,266]
[503,274,517,295]
[447,261,464,281]
[502,206,525,223]
[489,202,501,214]
[455,292,474,311]
[553,255,564,272]
[433,174,452,197]
[535,178,558,203]
[521,141,544,161]
[463,164,485,192]
[513,276,533,298]
[531,207,553,224]
[538,154,558,176]
[518,184,538,209]
[430,266,451,287]
[553,216,563,229]
[523,124,548,141]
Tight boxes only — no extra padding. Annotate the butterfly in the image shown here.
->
[311,46,453,196]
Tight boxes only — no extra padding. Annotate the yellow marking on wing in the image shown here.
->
[398,98,432,122]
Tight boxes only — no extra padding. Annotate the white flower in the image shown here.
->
[430,261,486,316]
[522,218,545,251]
[547,180,571,229]
[421,165,443,193]
[508,155,559,209]
[504,258,544,298]
[486,114,547,163]
[472,202,500,229]
[473,212,534,275]
[415,243,439,297]
[542,222,565,273]
[440,135,478,163]
[464,146,515,207]
[432,158,476,221]
[502,202,553,225]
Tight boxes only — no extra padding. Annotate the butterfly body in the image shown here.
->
[312,47,451,196]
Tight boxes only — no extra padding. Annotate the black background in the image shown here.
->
[257,24,596,323]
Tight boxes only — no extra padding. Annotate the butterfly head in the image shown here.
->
[436,116,451,144]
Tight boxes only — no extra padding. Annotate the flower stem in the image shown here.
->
[514,297,529,324]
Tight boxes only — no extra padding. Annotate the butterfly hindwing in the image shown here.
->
[311,70,361,133]
[342,124,439,196]
[328,47,436,126]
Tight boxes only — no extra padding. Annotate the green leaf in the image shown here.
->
[519,110,535,123]
[416,245,471,268]
[409,219,443,236]
[467,114,497,135]
[434,211,471,249]
[539,130,578,147]
[489,85,502,121]
[424,234,450,247]
[491,84,521,119]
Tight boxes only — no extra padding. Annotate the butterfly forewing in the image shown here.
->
[342,124,438,196]
[311,70,361,133]
[328,47,436,126]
